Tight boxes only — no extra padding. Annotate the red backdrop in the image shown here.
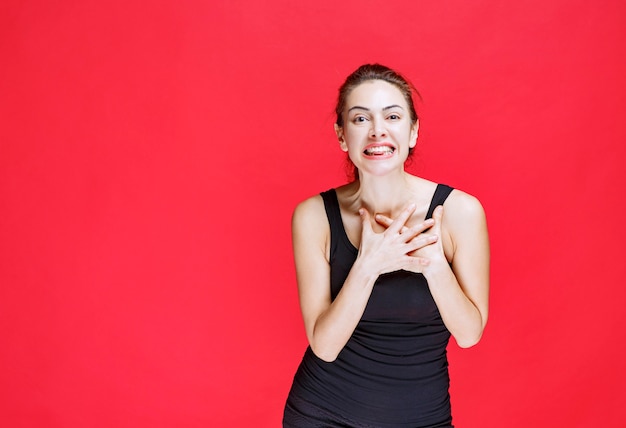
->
[1,0,625,426]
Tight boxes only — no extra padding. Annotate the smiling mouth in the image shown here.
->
[364,146,395,156]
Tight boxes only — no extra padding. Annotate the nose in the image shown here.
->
[370,118,387,139]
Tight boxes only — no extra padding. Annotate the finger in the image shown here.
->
[359,208,374,237]
[431,205,444,232]
[386,203,416,235]
[405,234,438,253]
[375,214,411,235]
[374,213,394,228]
[400,255,431,273]
[433,205,443,219]
[402,218,436,239]
[376,212,436,237]
[399,224,424,242]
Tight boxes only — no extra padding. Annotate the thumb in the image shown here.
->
[359,208,373,236]
[432,205,444,228]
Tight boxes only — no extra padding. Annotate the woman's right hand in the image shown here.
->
[358,204,438,275]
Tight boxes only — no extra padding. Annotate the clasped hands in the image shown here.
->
[357,203,446,275]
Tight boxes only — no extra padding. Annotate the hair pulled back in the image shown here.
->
[335,64,420,128]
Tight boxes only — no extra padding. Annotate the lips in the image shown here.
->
[363,143,396,158]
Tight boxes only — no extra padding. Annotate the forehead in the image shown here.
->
[346,79,407,109]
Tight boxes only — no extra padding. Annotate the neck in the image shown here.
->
[352,169,414,215]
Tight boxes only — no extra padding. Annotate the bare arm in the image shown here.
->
[293,196,437,362]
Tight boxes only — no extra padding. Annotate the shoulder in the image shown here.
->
[442,188,488,251]
[444,188,486,221]
[293,192,327,224]
[292,192,331,238]
[292,192,331,259]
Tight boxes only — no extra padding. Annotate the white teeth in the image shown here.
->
[365,146,394,155]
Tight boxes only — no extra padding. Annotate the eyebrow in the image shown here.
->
[347,104,405,113]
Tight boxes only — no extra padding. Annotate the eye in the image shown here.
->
[352,115,368,123]
[388,114,401,120]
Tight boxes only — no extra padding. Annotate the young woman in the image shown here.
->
[283,64,490,428]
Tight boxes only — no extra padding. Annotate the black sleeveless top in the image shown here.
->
[284,184,455,428]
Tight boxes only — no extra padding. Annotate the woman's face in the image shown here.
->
[335,80,418,177]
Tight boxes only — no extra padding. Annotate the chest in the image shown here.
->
[338,207,454,263]
[330,252,442,324]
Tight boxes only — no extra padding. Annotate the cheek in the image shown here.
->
[341,130,361,150]
[346,145,361,158]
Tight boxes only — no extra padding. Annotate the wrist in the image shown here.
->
[422,259,452,282]
[351,257,381,285]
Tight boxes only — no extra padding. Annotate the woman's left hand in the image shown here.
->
[375,205,448,272]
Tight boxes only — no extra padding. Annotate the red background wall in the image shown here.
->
[1,1,625,426]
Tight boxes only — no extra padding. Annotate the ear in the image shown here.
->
[409,119,419,149]
[334,124,348,152]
